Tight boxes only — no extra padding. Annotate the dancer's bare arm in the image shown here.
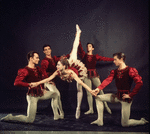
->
[30,71,58,88]
[69,70,96,96]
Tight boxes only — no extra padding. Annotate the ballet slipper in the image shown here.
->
[76,24,81,34]
[141,118,149,124]
[54,115,60,120]
[60,113,64,119]
[84,109,94,115]
[75,108,80,119]
[90,119,103,126]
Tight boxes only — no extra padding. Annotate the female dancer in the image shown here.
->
[30,24,95,119]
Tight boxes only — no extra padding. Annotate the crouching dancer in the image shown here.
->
[1,51,61,123]
[91,52,149,127]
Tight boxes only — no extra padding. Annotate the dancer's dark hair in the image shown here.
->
[43,44,51,51]
[27,51,39,61]
[113,52,126,62]
[86,43,95,49]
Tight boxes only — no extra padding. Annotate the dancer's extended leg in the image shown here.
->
[1,95,38,123]
[68,24,81,62]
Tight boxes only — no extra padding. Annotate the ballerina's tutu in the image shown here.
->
[57,59,87,83]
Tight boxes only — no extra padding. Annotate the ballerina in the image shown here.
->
[30,24,96,119]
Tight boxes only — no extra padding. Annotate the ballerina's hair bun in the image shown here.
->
[60,55,69,69]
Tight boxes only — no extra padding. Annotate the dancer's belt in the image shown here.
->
[116,90,132,103]
[87,69,99,78]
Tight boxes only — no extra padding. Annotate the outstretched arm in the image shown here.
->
[70,70,96,96]
[92,70,115,96]
[30,71,58,88]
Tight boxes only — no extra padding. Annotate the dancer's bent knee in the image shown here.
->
[121,120,129,127]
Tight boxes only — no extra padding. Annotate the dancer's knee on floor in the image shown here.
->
[121,120,129,127]
[26,116,35,123]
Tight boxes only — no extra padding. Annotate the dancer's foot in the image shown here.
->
[54,115,60,120]
[1,114,12,121]
[75,108,80,119]
[60,113,64,119]
[141,118,149,124]
[91,119,103,126]
[76,24,81,34]
[84,109,94,115]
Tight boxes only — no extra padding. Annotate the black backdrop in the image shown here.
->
[0,0,149,114]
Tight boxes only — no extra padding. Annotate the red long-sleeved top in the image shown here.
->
[78,42,114,78]
[14,66,44,97]
[41,54,70,78]
[98,66,143,99]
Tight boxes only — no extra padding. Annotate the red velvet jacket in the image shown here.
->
[98,66,143,100]
[78,42,114,78]
[14,66,44,97]
[41,54,70,78]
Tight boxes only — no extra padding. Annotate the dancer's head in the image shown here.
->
[27,51,40,64]
[86,43,94,52]
[43,44,52,56]
[56,56,69,71]
[113,52,126,66]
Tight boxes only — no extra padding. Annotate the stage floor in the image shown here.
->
[0,109,149,132]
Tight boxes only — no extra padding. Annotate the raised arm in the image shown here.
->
[30,70,58,88]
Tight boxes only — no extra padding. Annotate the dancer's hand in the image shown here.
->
[90,90,98,97]
[30,82,39,88]
[92,88,100,96]
[122,94,131,99]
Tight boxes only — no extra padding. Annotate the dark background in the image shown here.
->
[0,0,149,122]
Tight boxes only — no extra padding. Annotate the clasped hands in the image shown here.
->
[90,88,100,97]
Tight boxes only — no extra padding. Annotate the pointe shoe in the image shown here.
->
[76,24,81,34]
[91,119,103,126]
[54,115,60,120]
[75,108,80,119]
[60,113,64,119]
[141,118,149,124]
[1,114,12,121]
[84,109,94,115]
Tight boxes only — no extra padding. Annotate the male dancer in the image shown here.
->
[78,42,113,114]
[91,52,148,126]
[41,44,70,118]
[1,51,61,123]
